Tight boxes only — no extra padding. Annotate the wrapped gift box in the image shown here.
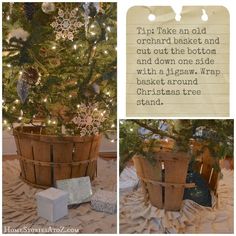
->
[36,187,68,222]
[91,190,117,214]
[56,176,92,205]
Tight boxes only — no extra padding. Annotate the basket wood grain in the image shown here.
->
[13,126,101,188]
[133,151,193,211]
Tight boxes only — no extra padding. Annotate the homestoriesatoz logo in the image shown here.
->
[4,225,80,233]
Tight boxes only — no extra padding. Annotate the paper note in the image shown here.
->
[126,6,229,117]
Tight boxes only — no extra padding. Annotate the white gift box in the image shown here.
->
[91,190,117,214]
[36,187,68,222]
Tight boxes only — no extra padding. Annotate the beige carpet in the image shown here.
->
[3,158,117,234]
[120,169,233,234]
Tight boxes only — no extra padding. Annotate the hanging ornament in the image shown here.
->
[39,47,48,57]
[21,67,39,85]
[83,3,90,30]
[51,8,84,41]
[92,83,100,94]
[24,3,36,21]
[9,2,14,15]
[86,20,102,42]
[88,3,98,17]
[93,3,100,14]
[41,2,56,14]
[17,79,29,103]
[72,103,106,137]
[8,28,29,42]
[49,58,61,68]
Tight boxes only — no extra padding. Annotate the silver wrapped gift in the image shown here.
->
[56,177,92,205]
[91,190,117,214]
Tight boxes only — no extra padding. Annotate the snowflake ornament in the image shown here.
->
[72,103,106,136]
[50,8,83,41]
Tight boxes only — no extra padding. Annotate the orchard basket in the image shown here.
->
[133,139,220,211]
[13,126,102,188]
[133,151,195,211]
[191,139,220,193]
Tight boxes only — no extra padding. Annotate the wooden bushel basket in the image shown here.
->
[133,151,195,211]
[13,126,102,188]
[191,140,220,193]
[133,139,220,211]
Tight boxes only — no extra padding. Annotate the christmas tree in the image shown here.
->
[2,2,117,137]
[119,119,234,172]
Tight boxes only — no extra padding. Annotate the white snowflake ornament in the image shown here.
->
[72,103,106,136]
[51,8,84,41]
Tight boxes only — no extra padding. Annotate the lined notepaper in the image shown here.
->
[126,6,229,117]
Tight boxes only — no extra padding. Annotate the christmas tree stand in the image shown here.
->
[13,126,101,188]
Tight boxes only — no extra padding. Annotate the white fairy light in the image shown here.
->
[19,71,23,75]
[48,119,52,124]
[18,116,23,121]
[52,46,56,50]
[15,99,19,104]
[130,128,133,132]
[77,104,80,108]
[111,124,115,128]
[43,98,47,102]
[52,121,56,124]
[69,94,72,98]
[106,26,111,32]
[7,64,11,68]
[6,15,10,21]
[106,91,110,96]
[104,50,108,55]
[7,126,11,130]
[110,139,115,143]
[12,106,16,110]
[73,44,77,50]
[3,120,7,125]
